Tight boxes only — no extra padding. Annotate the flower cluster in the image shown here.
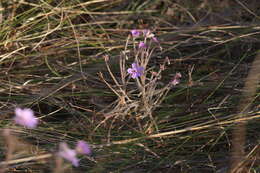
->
[130,29,159,49]
[100,29,182,130]
[126,29,162,79]
[130,29,157,39]
[58,140,91,167]
[13,108,91,167]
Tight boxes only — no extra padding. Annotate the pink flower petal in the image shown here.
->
[58,142,79,167]
[131,30,141,37]
[170,72,182,86]
[138,41,146,49]
[127,63,144,79]
[76,140,91,155]
[14,108,38,129]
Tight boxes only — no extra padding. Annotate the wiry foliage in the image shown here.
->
[98,30,181,135]
[0,0,259,172]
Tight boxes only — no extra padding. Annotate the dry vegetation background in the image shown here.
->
[0,0,259,172]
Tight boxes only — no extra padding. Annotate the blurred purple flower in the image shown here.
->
[142,29,151,37]
[171,72,182,86]
[58,142,79,167]
[138,41,146,49]
[127,63,144,79]
[131,29,141,37]
[152,36,159,43]
[14,108,38,129]
[76,140,91,155]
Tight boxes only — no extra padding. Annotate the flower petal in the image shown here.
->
[152,36,159,43]
[14,108,38,129]
[137,66,144,74]
[131,30,141,37]
[58,142,79,167]
[127,63,144,79]
[132,63,138,69]
[138,41,146,49]
[76,140,91,155]
[127,68,133,74]
[170,72,182,86]
[131,73,138,79]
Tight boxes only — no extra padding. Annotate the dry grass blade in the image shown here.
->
[93,112,260,147]
[229,52,260,172]
[1,0,260,172]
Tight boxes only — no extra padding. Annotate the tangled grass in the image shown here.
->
[0,0,259,172]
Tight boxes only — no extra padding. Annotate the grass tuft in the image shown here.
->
[0,0,259,172]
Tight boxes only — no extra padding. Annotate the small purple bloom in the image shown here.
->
[152,36,159,43]
[171,79,180,86]
[138,41,147,49]
[76,140,91,155]
[142,29,151,37]
[14,108,38,129]
[171,72,182,86]
[127,63,144,79]
[58,142,79,167]
[131,29,141,37]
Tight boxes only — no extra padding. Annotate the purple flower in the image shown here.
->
[76,140,91,155]
[58,142,79,167]
[14,108,38,129]
[142,29,151,37]
[171,72,182,86]
[127,63,144,79]
[138,41,147,49]
[152,36,159,43]
[131,29,141,37]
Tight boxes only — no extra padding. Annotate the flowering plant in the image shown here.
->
[1,108,92,169]
[99,29,181,132]
[58,141,91,167]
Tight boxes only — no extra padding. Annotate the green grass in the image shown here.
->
[0,0,259,172]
